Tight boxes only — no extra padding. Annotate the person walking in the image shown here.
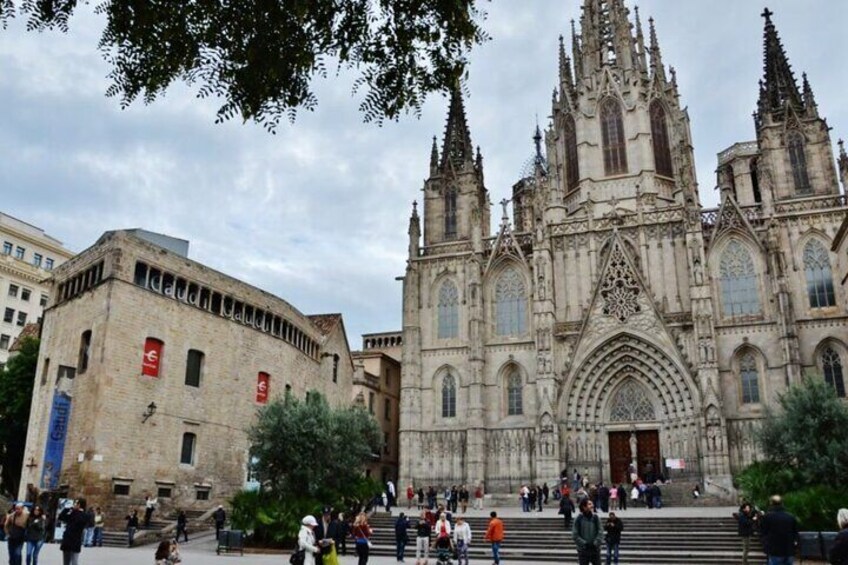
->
[58,498,88,565]
[736,502,758,565]
[213,505,227,540]
[829,508,848,564]
[175,510,188,543]
[351,512,373,565]
[572,499,603,565]
[651,483,662,509]
[414,511,431,565]
[616,484,627,511]
[759,495,799,565]
[92,507,104,547]
[82,506,95,547]
[5,502,29,565]
[125,509,139,547]
[298,515,322,565]
[458,485,469,514]
[484,511,504,565]
[143,496,157,529]
[609,484,618,511]
[453,516,471,565]
[387,480,397,512]
[603,512,623,565]
[559,495,575,531]
[394,512,410,563]
[25,505,47,565]
[407,485,415,510]
[473,484,484,511]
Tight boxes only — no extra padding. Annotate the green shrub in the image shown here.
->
[734,461,799,510]
[783,486,848,531]
[229,490,317,548]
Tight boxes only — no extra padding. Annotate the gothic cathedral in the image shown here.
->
[399,1,848,495]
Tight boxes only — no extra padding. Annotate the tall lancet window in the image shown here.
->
[441,373,457,418]
[506,370,523,416]
[719,240,762,317]
[564,114,580,191]
[650,101,673,177]
[445,188,457,239]
[739,351,760,404]
[600,98,628,176]
[804,239,836,308]
[787,131,811,194]
[437,280,459,339]
[495,268,527,336]
[822,347,846,398]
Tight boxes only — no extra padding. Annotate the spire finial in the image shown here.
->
[648,16,666,82]
[441,85,474,169]
[761,7,773,22]
[500,198,510,222]
[758,7,803,122]
[430,136,439,172]
[412,200,418,217]
[634,6,647,72]
[839,139,846,157]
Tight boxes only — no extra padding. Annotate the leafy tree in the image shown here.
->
[248,391,382,505]
[757,376,848,486]
[0,335,39,496]
[0,1,489,130]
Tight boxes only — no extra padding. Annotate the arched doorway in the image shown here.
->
[606,379,661,484]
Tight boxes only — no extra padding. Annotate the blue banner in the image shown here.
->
[41,392,72,490]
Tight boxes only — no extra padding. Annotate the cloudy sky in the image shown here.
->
[1,1,846,345]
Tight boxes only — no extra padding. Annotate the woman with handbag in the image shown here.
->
[351,512,373,565]
[25,505,47,565]
[295,516,321,565]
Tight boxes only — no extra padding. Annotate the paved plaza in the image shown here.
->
[0,506,741,565]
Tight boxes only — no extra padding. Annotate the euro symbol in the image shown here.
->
[145,350,159,363]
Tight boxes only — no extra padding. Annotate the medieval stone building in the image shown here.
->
[399,2,848,495]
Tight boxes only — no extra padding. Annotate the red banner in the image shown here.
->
[256,372,270,404]
[142,338,163,377]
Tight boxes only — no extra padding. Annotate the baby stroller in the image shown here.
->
[434,535,454,565]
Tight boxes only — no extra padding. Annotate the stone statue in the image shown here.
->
[629,432,638,463]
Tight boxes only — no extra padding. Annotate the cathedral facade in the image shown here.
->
[399,1,848,496]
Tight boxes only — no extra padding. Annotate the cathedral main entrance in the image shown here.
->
[608,430,660,484]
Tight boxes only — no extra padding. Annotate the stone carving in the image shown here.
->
[600,241,642,322]
[609,380,657,422]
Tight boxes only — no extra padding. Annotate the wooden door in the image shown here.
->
[637,430,661,480]
[608,432,632,484]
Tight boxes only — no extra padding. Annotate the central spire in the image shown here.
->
[758,7,803,121]
[578,0,638,73]
[441,86,474,171]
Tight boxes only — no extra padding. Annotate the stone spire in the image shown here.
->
[429,136,439,176]
[757,8,803,122]
[441,86,474,171]
[839,140,848,191]
[648,16,666,82]
[802,72,819,117]
[579,0,636,72]
[571,19,582,79]
[559,35,576,99]
[634,6,648,74]
[408,201,420,257]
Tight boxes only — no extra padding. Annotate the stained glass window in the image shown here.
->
[787,131,811,194]
[609,380,655,422]
[740,352,760,404]
[601,98,628,176]
[564,114,580,191]
[437,280,459,339]
[822,347,845,398]
[804,240,835,308]
[719,240,762,317]
[495,268,526,336]
[650,101,673,177]
[507,371,523,416]
[442,373,457,418]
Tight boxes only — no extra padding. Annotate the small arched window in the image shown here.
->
[803,239,836,308]
[719,240,762,317]
[564,114,580,191]
[507,371,523,416]
[78,330,92,374]
[739,351,760,404]
[180,432,196,465]
[437,280,459,339]
[495,268,527,336]
[600,98,628,176]
[822,347,845,398]
[441,373,457,418]
[650,101,673,177]
[445,188,458,239]
[787,131,811,194]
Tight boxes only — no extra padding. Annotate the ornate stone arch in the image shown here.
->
[559,332,700,428]
[813,338,848,398]
[606,379,658,422]
[497,361,527,417]
[730,344,766,406]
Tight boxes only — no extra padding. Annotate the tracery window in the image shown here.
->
[564,114,580,191]
[609,380,655,422]
[495,268,527,336]
[739,352,760,404]
[719,240,762,317]
[441,373,457,418]
[787,131,811,194]
[822,347,845,398]
[600,98,628,176]
[445,188,458,239]
[803,239,836,308]
[650,101,673,177]
[507,371,523,416]
[437,280,459,339]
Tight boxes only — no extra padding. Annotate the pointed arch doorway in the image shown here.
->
[606,379,661,484]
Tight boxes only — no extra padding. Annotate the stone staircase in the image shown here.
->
[368,513,764,564]
[100,508,215,547]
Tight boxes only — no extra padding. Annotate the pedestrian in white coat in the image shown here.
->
[298,515,321,565]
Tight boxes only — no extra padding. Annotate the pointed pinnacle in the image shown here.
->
[430,136,439,170]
